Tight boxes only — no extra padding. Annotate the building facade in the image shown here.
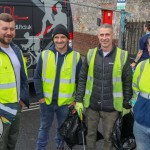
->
[72,0,150,54]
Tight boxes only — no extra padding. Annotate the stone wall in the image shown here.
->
[71,0,102,35]
[126,0,150,21]
[71,0,120,53]
[71,0,150,53]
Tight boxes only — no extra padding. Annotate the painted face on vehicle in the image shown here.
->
[53,34,69,52]
[97,27,114,51]
[0,20,16,48]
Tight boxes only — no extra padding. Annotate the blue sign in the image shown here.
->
[117,0,126,10]
[117,0,126,2]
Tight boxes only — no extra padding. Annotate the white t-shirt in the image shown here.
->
[1,45,21,101]
[103,51,109,57]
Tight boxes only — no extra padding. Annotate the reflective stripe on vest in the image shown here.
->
[140,92,150,99]
[84,47,128,112]
[0,104,17,115]
[0,103,18,122]
[42,50,80,106]
[0,82,16,89]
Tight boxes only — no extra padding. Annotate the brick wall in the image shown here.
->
[73,32,118,55]
[73,32,99,55]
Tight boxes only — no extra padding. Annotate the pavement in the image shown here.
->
[16,83,104,150]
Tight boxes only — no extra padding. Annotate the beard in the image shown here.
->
[0,37,13,45]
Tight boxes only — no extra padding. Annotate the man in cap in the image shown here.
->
[34,24,82,150]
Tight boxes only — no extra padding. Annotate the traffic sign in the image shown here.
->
[117,0,126,10]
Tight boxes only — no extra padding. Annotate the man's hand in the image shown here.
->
[130,62,136,68]
[20,100,25,111]
[38,98,45,104]
[68,102,76,114]
[68,102,76,108]
[75,102,84,116]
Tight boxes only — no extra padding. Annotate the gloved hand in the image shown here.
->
[123,101,132,109]
[75,102,84,117]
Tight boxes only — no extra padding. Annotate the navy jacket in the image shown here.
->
[139,33,150,62]
[0,43,29,121]
[134,94,150,127]
[34,44,82,104]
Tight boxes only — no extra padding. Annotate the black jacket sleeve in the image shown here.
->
[122,55,133,108]
[75,57,82,87]
[75,56,89,102]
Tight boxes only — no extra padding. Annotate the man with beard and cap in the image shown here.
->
[34,24,82,150]
[0,13,29,150]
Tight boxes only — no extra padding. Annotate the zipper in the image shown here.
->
[98,55,104,111]
[101,56,104,111]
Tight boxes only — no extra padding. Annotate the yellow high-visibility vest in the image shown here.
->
[0,50,27,104]
[0,52,18,103]
[133,59,150,100]
[41,50,80,106]
[84,47,128,112]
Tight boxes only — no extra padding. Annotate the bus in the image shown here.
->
[0,0,73,82]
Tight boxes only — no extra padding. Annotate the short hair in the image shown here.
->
[98,23,113,31]
[145,21,150,31]
[0,13,15,22]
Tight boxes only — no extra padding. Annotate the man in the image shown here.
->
[75,24,132,150]
[131,21,150,68]
[0,13,29,150]
[132,48,150,150]
[34,24,82,150]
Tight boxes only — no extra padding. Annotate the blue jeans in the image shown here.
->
[36,103,69,150]
[133,121,150,150]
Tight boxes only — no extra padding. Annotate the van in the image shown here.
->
[0,0,73,82]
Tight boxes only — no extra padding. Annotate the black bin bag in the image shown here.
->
[59,110,103,149]
[112,111,136,150]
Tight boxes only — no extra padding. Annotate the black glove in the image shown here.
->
[123,101,132,109]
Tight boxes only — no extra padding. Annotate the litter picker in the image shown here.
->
[79,109,86,150]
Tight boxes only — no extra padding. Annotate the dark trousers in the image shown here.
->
[85,108,119,150]
[0,109,21,150]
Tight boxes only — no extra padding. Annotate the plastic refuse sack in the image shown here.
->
[112,111,136,150]
[59,110,103,149]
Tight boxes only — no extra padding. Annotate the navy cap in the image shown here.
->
[52,24,69,39]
